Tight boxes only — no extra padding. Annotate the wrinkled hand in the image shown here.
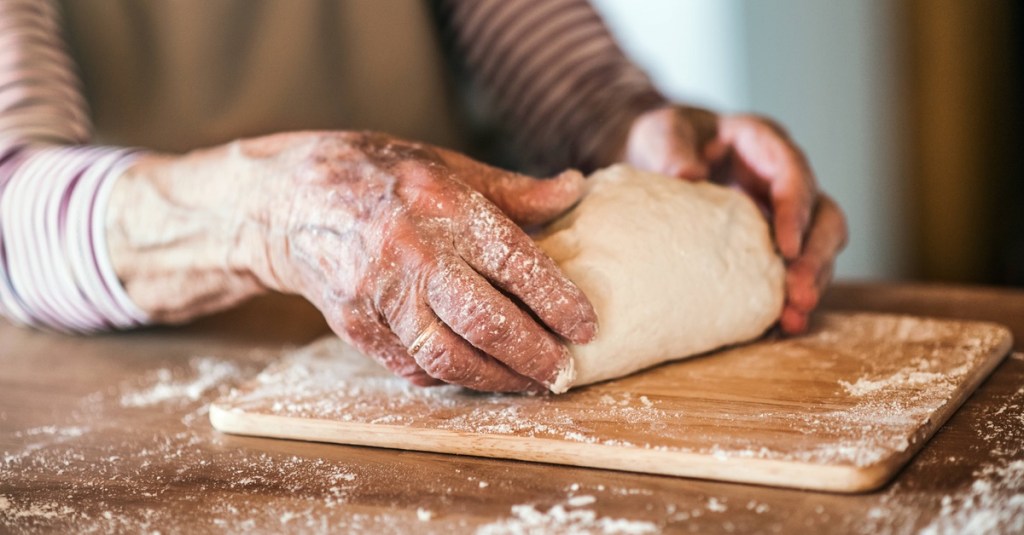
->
[623,106,848,334]
[248,132,597,392]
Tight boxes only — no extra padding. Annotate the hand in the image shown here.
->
[109,132,597,392]
[623,106,848,334]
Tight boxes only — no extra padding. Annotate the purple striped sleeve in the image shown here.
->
[436,0,667,173]
[0,0,148,331]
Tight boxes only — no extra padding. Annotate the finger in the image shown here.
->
[370,270,536,391]
[782,258,834,335]
[426,257,578,393]
[780,196,847,334]
[457,199,598,345]
[720,117,816,259]
[406,309,537,392]
[770,160,817,261]
[325,304,441,387]
[435,148,587,227]
[806,198,845,298]
[780,306,809,335]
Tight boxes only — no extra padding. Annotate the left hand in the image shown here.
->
[622,105,848,334]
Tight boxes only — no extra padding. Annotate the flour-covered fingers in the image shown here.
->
[426,257,577,393]
[377,287,535,392]
[256,132,598,392]
[457,200,598,345]
[327,305,440,387]
[406,311,537,392]
[436,148,587,227]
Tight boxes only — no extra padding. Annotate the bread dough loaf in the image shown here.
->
[535,165,785,389]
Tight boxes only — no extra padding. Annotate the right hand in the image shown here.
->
[245,132,597,392]
[623,106,848,334]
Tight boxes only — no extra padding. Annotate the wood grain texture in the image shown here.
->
[4,285,1024,534]
[210,312,1012,493]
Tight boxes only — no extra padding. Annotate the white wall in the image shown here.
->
[592,0,749,111]
[592,0,907,280]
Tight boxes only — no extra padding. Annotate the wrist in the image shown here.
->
[105,146,273,323]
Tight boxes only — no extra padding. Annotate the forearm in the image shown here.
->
[436,0,666,173]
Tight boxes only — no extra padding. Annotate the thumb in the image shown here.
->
[485,168,587,227]
[624,107,711,181]
[436,148,586,227]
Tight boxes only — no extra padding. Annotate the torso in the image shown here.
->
[58,0,468,153]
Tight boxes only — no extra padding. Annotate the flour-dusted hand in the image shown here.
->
[107,132,597,392]
[623,106,848,334]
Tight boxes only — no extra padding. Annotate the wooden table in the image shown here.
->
[2,282,1022,533]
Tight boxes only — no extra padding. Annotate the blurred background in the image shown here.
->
[593,0,1024,286]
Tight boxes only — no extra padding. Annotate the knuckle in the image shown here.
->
[415,340,475,385]
[751,114,786,136]
[401,368,441,387]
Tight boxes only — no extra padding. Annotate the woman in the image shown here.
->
[0,0,846,392]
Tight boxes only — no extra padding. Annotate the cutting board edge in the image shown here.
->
[844,324,1014,492]
[879,325,1014,471]
[209,403,898,493]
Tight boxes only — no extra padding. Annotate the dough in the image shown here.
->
[535,165,785,390]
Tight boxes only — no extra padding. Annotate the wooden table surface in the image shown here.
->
[2,281,1023,534]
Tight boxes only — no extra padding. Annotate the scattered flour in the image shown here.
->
[839,361,970,397]
[918,461,1024,535]
[476,499,658,535]
[120,358,240,407]
[4,425,91,464]
[746,500,770,514]
[850,379,1024,535]
[16,426,87,438]
[706,497,727,513]
[566,495,597,507]
[0,499,74,520]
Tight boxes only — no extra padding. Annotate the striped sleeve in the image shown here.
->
[435,0,667,174]
[0,0,148,331]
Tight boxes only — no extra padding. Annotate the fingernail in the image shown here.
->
[568,319,599,344]
[545,354,576,394]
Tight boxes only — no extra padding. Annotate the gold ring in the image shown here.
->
[408,319,443,355]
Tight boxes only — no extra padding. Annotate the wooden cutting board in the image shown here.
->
[210,312,1012,493]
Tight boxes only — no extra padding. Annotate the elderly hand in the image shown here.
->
[108,132,597,392]
[623,106,848,334]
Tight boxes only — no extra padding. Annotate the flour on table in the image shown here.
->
[120,357,240,407]
[535,165,784,390]
[476,497,658,535]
